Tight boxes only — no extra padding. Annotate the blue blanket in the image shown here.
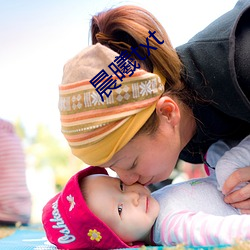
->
[0,225,232,250]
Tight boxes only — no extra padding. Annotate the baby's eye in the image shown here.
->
[120,180,124,191]
[118,204,123,216]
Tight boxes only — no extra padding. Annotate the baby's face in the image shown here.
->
[84,174,160,244]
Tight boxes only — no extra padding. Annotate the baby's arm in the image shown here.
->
[215,135,250,193]
[159,210,250,247]
[205,139,231,178]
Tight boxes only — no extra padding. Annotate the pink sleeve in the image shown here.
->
[0,119,31,224]
[160,210,250,246]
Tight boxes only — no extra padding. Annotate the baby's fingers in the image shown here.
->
[240,209,250,214]
[222,167,250,195]
[224,185,250,210]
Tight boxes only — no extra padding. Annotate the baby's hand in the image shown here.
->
[223,166,250,214]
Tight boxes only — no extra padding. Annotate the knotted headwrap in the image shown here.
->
[59,43,165,165]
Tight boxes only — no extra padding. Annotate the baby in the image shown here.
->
[42,135,250,249]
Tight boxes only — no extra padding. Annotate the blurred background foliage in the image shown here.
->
[14,118,85,192]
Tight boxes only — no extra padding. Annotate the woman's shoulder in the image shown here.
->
[176,0,250,123]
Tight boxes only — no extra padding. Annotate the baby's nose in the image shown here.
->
[126,191,140,206]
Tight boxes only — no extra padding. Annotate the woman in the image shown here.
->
[59,1,250,211]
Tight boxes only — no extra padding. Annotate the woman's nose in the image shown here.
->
[112,168,139,185]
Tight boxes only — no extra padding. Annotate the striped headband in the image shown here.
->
[59,43,165,165]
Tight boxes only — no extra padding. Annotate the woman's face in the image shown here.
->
[100,121,182,186]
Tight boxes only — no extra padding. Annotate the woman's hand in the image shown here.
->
[223,166,250,214]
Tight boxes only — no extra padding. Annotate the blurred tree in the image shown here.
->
[14,117,26,139]
[14,120,85,191]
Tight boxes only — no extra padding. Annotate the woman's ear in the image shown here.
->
[156,96,180,126]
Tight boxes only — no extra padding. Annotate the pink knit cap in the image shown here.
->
[42,166,142,249]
